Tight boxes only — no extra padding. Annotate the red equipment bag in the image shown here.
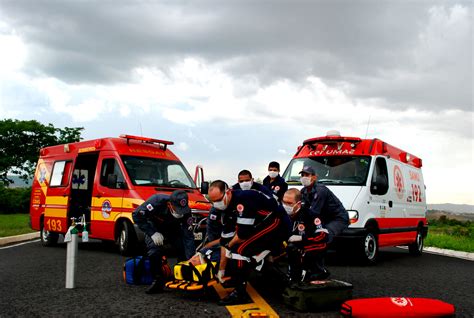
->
[341,297,455,317]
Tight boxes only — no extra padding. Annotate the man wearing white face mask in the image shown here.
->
[296,166,349,282]
[208,180,282,305]
[263,161,288,202]
[232,170,273,198]
[132,190,195,294]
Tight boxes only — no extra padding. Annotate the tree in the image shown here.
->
[0,119,83,186]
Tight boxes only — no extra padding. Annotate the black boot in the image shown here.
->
[146,276,164,294]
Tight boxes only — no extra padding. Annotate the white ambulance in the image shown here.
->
[282,131,427,263]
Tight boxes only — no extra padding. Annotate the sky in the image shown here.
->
[0,0,472,204]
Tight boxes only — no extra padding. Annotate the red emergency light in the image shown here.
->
[119,134,174,150]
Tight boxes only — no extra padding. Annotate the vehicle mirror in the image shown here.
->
[200,181,209,195]
[107,174,118,188]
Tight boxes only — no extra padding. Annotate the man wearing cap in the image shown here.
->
[132,190,195,294]
[297,165,349,281]
[263,161,288,202]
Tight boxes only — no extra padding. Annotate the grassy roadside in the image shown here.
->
[425,224,474,253]
[0,214,36,237]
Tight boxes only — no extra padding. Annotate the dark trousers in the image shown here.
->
[229,217,281,290]
[287,231,328,280]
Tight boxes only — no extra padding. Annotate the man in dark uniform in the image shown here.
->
[208,180,283,305]
[263,161,288,202]
[232,169,274,198]
[292,166,349,282]
[200,170,274,260]
[132,190,195,294]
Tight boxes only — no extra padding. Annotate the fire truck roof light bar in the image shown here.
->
[119,134,174,150]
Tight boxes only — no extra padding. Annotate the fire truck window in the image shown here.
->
[100,159,125,188]
[50,161,71,187]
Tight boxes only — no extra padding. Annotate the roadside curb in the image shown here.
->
[423,246,474,261]
[0,232,40,246]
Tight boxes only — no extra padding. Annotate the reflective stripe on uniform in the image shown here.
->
[237,217,255,225]
[221,231,235,238]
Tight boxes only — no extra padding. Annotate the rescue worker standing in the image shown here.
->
[263,161,288,202]
[132,190,195,294]
[232,169,274,198]
[290,166,349,282]
[208,180,282,305]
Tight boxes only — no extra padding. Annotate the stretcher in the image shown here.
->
[165,260,218,291]
[340,297,455,317]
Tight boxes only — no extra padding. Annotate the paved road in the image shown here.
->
[1,240,473,317]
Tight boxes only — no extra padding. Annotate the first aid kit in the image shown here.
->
[283,279,353,312]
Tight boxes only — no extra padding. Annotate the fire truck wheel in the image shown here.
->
[361,231,378,265]
[117,221,136,256]
[408,228,424,256]
[40,220,58,247]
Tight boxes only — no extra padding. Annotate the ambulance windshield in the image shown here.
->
[121,156,196,188]
[282,156,371,186]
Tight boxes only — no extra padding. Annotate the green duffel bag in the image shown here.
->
[283,279,353,312]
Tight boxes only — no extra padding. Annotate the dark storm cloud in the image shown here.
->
[0,0,471,110]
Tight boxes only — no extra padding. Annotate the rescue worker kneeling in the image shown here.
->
[132,190,195,294]
[283,188,335,284]
[208,180,282,306]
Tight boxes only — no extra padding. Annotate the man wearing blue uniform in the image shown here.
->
[232,169,274,198]
[200,170,274,260]
[263,161,288,202]
[132,190,195,294]
[208,180,282,305]
[292,166,349,282]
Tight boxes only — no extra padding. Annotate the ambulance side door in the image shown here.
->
[91,155,126,239]
[368,157,390,219]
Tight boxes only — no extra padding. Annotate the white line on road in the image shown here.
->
[0,239,40,250]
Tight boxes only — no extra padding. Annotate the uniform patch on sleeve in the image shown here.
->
[210,213,217,220]
[187,216,193,226]
[146,204,154,211]
[297,224,305,231]
[275,186,280,192]
[314,218,321,226]
[237,204,244,213]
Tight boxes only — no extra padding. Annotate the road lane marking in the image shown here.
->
[0,239,40,250]
[213,283,279,317]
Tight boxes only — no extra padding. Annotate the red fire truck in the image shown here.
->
[29,134,211,255]
[282,131,428,263]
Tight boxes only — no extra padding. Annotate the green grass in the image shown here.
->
[0,214,36,237]
[425,224,474,253]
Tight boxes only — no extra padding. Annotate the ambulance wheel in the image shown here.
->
[40,220,58,247]
[117,221,136,256]
[408,228,424,256]
[361,231,378,264]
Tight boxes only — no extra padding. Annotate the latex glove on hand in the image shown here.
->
[151,232,164,246]
[288,235,303,242]
[216,270,225,284]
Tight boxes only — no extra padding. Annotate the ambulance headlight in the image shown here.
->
[347,210,359,224]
